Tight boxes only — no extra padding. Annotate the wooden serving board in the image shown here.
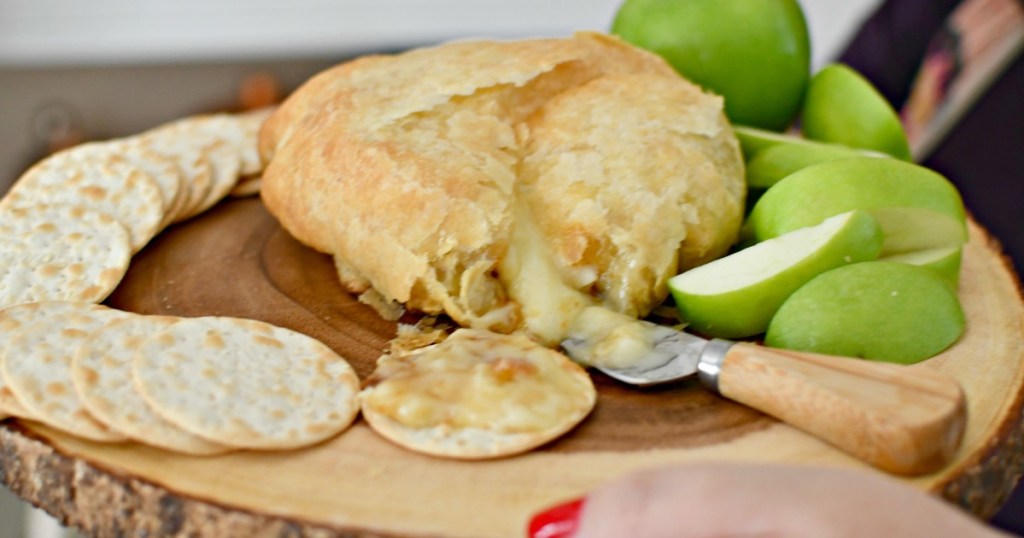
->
[2,198,1023,538]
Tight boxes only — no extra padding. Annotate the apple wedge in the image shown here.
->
[733,125,799,160]
[668,210,883,338]
[766,261,965,363]
[746,142,885,189]
[801,63,912,160]
[747,157,967,257]
[883,246,962,287]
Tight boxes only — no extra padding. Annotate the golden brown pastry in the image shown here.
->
[260,32,745,345]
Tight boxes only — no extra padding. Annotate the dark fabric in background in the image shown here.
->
[841,1,1024,534]
[841,0,962,106]
[840,0,1024,273]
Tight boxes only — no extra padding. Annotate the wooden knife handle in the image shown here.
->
[714,341,967,475]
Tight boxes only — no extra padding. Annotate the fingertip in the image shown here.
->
[528,497,585,538]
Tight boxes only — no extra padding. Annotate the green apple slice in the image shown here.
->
[869,207,967,254]
[801,63,912,160]
[746,142,883,189]
[747,157,967,255]
[668,210,883,338]
[733,125,800,160]
[765,261,965,364]
[883,246,962,287]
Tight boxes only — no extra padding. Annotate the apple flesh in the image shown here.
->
[765,261,965,363]
[883,246,962,287]
[612,0,811,131]
[668,210,883,338]
[747,157,967,256]
[801,64,912,160]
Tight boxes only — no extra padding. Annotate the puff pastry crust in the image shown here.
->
[260,32,745,340]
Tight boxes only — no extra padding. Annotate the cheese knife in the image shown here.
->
[561,321,967,476]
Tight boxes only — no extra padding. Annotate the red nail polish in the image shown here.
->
[528,498,584,538]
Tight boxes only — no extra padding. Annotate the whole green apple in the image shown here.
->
[612,0,811,131]
[765,261,965,363]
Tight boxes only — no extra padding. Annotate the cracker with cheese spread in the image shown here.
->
[361,329,596,459]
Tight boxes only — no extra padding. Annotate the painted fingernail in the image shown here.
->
[528,498,584,538]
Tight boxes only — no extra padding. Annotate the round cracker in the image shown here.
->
[134,317,361,450]
[72,315,232,456]
[74,138,187,230]
[2,303,128,442]
[360,329,596,459]
[139,128,215,224]
[0,203,131,308]
[236,107,275,176]
[117,139,185,220]
[229,176,262,198]
[23,140,183,219]
[0,383,33,420]
[144,115,246,220]
[119,140,183,221]
[0,301,91,418]
[5,152,165,251]
[192,137,242,216]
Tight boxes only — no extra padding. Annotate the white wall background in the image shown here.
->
[0,0,882,69]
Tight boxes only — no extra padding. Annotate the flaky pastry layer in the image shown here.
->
[260,32,745,337]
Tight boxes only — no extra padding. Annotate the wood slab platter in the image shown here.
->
[2,197,1023,537]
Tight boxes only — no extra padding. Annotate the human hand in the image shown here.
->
[528,463,1010,537]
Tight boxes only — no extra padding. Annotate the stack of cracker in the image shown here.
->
[0,108,364,453]
[0,109,270,308]
[0,302,361,453]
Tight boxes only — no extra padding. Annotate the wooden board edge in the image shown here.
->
[0,422,407,538]
[940,406,1024,519]
[936,233,1024,517]
[0,221,1021,534]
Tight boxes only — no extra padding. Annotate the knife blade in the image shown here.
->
[562,322,713,387]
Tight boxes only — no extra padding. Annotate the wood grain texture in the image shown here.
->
[718,343,966,475]
[0,198,1021,537]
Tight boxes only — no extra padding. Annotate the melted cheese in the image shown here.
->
[364,329,593,433]
[564,306,663,369]
[498,199,660,369]
[499,200,594,346]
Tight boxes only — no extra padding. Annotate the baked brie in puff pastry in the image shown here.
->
[260,32,745,347]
